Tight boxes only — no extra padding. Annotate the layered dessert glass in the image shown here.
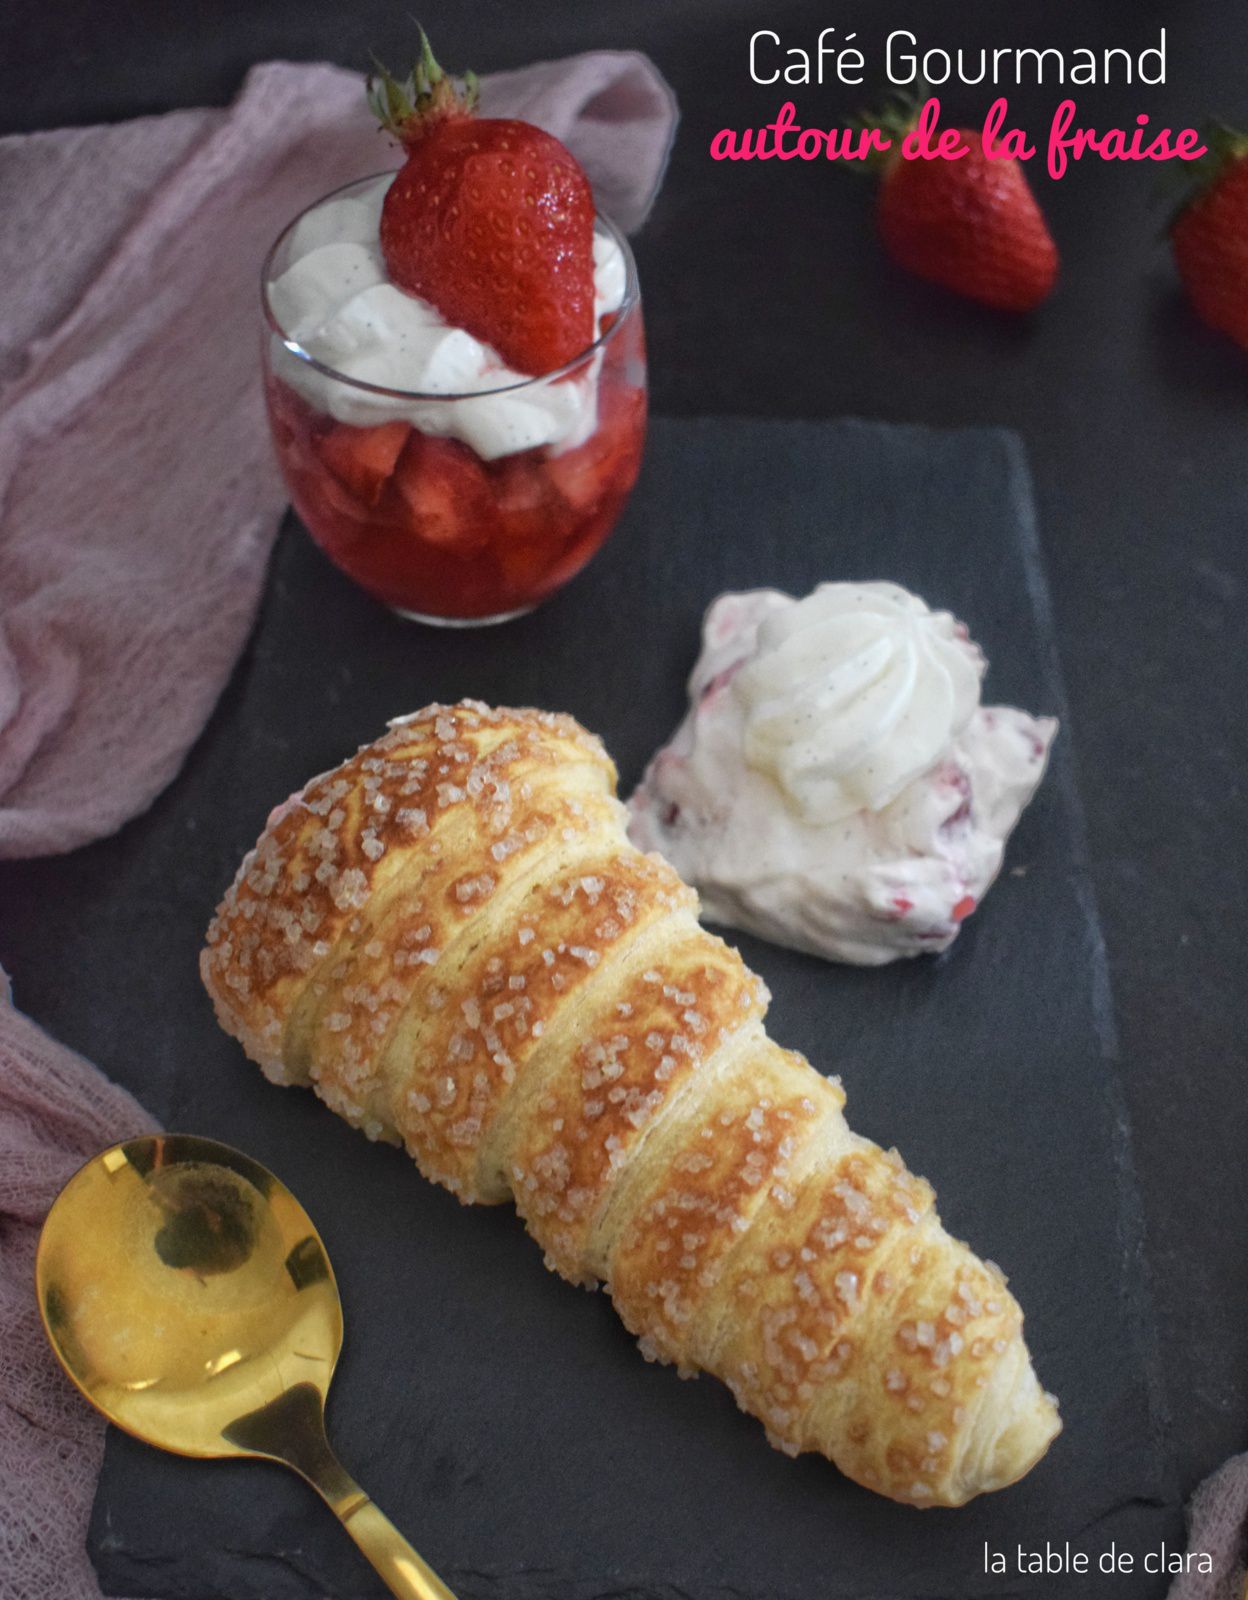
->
[262,174,646,625]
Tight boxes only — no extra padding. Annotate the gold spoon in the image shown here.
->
[36,1132,458,1600]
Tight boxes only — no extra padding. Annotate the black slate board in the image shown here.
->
[81,418,1175,1599]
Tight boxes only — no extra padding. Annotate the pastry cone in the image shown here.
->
[202,701,1060,1506]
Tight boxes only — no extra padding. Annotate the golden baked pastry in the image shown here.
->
[202,701,1060,1506]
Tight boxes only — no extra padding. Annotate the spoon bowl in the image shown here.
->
[38,1134,340,1454]
[38,1133,456,1600]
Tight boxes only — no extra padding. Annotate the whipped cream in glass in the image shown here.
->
[265,173,627,461]
[628,585,1057,966]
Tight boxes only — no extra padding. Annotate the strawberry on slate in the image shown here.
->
[855,99,1058,312]
[369,32,596,376]
[1170,121,1248,352]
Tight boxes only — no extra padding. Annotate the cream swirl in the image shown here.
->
[733,582,984,824]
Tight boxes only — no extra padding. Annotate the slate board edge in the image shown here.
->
[1001,423,1175,1506]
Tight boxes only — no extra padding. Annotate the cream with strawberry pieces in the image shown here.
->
[627,584,1057,966]
[262,34,646,623]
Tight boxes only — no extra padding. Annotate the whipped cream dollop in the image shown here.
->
[735,582,983,824]
[267,174,627,461]
[628,586,1057,966]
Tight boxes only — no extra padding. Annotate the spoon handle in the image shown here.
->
[228,1385,459,1600]
[298,1438,459,1600]
[328,1492,460,1600]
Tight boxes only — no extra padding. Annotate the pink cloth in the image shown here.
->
[0,51,675,1599]
[1169,1452,1248,1600]
[0,972,157,1600]
[0,52,676,860]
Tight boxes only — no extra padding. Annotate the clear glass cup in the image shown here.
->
[261,174,647,626]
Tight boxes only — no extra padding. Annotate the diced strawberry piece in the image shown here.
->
[314,421,411,506]
[497,538,557,592]
[316,471,376,526]
[492,454,568,542]
[603,381,648,441]
[527,515,614,593]
[543,439,613,516]
[391,433,497,552]
[544,392,645,518]
[266,377,320,440]
[497,507,613,600]
[278,427,321,483]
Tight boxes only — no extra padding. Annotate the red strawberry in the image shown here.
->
[493,454,561,542]
[1170,122,1248,351]
[545,429,634,517]
[878,132,1057,311]
[855,100,1057,312]
[314,420,410,506]
[391,432,497,552]
[369,33,596,375]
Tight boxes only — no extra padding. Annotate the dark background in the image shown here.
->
[0,0,1244,1569]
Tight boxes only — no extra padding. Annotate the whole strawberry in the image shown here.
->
[876,130,1058,312]
[1170,122,1248,352]
[369,33,596,375]
[851,97,1058,312]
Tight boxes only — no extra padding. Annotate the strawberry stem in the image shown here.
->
[367,26,479,141]
[846,85,926,175]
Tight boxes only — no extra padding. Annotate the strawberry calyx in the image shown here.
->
[367,29,480,145]
[1167,120,1248,233]
[848,87,925,174]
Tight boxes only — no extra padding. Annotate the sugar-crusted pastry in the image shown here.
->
[201,701,1060,1506]
[628,584,1057,965]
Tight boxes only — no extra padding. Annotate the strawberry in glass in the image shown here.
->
[261,33,646,624]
